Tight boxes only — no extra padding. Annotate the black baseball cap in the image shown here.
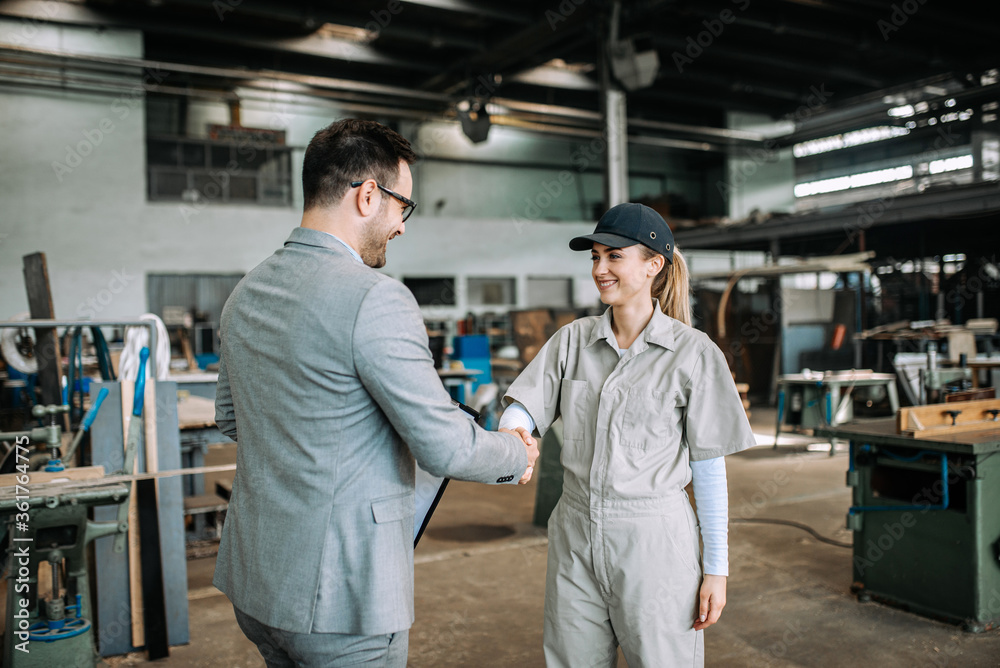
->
[569,203,674,264]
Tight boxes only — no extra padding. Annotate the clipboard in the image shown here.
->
[413,400,480,546]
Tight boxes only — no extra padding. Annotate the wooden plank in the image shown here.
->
[0,465,104,488]
[946,388,996,402]
[22,252,62,407]
[179,330,198,371]
[177,396,220,430]
[93,380,190,654]
[183,494,229,515]
[121,381,145,649]
[897,398,1000,433]
[946,330,976,363]
[904,422,1000,439]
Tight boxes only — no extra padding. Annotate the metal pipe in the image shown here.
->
[1,43,764,146]
[0,43,452,103]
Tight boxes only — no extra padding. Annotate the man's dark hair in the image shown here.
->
[302,119,417,211]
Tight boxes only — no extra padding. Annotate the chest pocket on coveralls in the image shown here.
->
[621,387,679,450]
[559,379,590,442]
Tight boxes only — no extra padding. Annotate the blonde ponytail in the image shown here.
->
[642,246,691,326]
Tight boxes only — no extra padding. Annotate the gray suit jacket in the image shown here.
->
[213,227,528,635]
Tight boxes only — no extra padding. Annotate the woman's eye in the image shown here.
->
[591,256,599,261]
[610,254,622,259]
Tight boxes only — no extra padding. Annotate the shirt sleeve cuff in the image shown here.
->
[498,401,536,433]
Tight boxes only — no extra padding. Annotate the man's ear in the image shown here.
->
[354,180,379,217]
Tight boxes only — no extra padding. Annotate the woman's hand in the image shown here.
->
[693,574,726,630]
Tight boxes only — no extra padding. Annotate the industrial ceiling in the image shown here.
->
[3,0,998,148]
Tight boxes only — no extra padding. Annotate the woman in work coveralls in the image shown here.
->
[499,203,757,667]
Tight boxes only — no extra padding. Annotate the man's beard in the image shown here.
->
[359,205,393,268]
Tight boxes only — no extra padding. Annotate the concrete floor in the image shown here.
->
[107,407,1000,667]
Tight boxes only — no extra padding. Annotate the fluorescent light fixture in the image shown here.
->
[928,154,974,174]
[943,254,967,262]
[792,126,910,158]
[794,165,913,198]
[316,23,376,43]
[945,98,957,107]
[888,105,915,118]
[542,58,595,73]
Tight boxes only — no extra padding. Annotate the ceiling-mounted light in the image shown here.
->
[929,155,973,174]
[608,38,660,91]
[794,165,913,197]
[792,126,910,158]
[458,99,491,143]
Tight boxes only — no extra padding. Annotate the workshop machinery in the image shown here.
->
[0,349,148,666]
[816,400,1000,632]
[922,342,975,402]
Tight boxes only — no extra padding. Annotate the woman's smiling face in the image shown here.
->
[590,242,663,307]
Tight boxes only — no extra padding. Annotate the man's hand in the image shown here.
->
[499,427,539,484]
[693,574,726,630]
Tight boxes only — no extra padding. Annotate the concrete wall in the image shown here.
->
[0,18,751,328]
[724,112,796,221]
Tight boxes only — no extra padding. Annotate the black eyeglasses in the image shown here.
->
[350,180,416,222]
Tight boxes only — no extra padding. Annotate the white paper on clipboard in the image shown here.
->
[413,401,480,546]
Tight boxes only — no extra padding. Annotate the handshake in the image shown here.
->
[499,427,540,484]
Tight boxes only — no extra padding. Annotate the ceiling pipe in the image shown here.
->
[3,44,764,145]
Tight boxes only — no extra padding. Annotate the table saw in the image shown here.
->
[815,408,1000,632]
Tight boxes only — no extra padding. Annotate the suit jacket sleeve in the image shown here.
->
[354,278,528,484]
[215,353,238,442]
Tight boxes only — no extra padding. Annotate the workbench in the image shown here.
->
[775,371,899,453]
[177,394,232,497]
[438,367,483,405]
[814,419,1000,631]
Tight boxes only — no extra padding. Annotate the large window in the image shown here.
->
[145,94,292,206]
[147,135,292,206]
[467,277,516,306]
[403,277,457,306]
[527,277,574,308]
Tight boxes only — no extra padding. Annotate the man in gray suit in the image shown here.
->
[214,119,538,667]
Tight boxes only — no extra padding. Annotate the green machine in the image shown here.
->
[1,349,149,666]
[816,419,1000,632]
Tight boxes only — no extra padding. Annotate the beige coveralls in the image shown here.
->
[503,306,756,667]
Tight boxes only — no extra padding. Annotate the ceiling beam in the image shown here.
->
[399,0,533,24]
[1,1,451,73]
[650,34,884,89]
[674,182,1000,249]
[417,0,600,93]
